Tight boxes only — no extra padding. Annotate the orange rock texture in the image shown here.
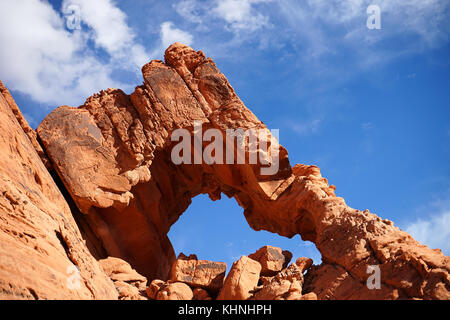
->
[148,250,314,301]
[0,81,117,299]
[170,253,227,292]
[0,43,449,299]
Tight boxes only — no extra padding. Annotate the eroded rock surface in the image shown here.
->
[217,256,261,300]
[0,81,117,299]
[146,247,317,300]
[156,282,194,300]
[253,257,312,300]
[146,279,166,300]
[193,287,212,300]
[99,257,147,299]
[170,253,226,292]
[249,245,292,276]
[1,42,448,300]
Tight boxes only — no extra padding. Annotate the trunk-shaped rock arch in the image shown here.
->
[37,43,449,300]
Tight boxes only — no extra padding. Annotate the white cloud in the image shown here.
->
[160,21,194,49]
[61,0,148,67]
[405,194,450,255]
[0,0,148,107]
[145,21,194,60]
[278,0,450,64]
[174,0,272,36]
[2,0,448,108]
[173,0,204,24]
[213,0,272,33]
[378,0,449,47]
[170,0,449,71]
[406,211,450,255]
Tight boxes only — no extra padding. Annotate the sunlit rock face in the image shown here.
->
[1,43,448,300]
[37,42,294,282]
[0,81,118,299]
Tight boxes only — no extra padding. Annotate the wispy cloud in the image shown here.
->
[2,0,449,109]
[277,0,450,66]
[62,0,148,68]
[172,1,450,66]
[143,21,195,61]
[406,211,450,255]
[174,0,205,25]
[169,0,450,100]
[160,21,194,53]
[404,193,450,255]
[289,118,323,136]
[212,0,272,34]
[173,0,273,47]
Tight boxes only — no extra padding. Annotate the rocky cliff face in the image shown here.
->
[0,43,449,300]
[0,81,117,299]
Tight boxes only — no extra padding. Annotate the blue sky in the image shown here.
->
[0,0,449,269]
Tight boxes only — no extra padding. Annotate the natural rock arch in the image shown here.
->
[37,43,449,299]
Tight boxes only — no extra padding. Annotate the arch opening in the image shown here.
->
[168,193,322,274]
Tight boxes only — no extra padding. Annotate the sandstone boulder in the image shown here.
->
[253,258,311,300]
[300,292,318,300]
[156,282,193,300]
[170,253,226,292]
[146,279,166,300]
[253,279,301,300]
[303,263,403,300]
[193,287,212,300]
[114,281,147,300]
[249,246,292,276]
[295,257,314,273]
[217,256,261,300]
[99,256,147,298]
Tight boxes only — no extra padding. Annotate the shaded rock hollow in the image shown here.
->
[0,43,449,299]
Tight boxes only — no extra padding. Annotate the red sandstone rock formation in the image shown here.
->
[147,248,316,300]
[249,245,293,276]
[170,253,227,292]
[0,43,449,300]
[0,81,117,299]
[192,287,212,300]
[252,256,313,300]
[217,256,262,300]
[99,257,147,300]
[156,282,193,300]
